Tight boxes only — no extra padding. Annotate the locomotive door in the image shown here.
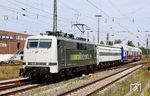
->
[58,40,65,67]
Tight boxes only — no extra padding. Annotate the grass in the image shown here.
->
[0,65,21,80]
[96,58,150,96]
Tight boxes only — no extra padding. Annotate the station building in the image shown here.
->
[0,30,31,62]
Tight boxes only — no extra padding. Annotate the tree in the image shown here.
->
[127,40,135,47]
[100,41,104,45]
[140,46,150,55]
[108,41,113,45]
[114,39,122,44]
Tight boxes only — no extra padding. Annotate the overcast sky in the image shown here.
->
[0,0,150,47]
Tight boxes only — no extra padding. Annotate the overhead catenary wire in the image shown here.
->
[59,0,96,21]
[12,0,69,21]
[0,4,71,33]
[0,4,53,19]
[86,0,136,35]
[58,0,98,33]
[85,0,150,47]
[6,0,72,23]
[127,2,150,15]
[0,4,53,28]
[0,0,80,34]
[107,0,142,33]
[0,4,71,27]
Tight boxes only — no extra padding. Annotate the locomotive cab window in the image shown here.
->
[39,39,52,48]
[27,39,52,48]
[27,39,38,48]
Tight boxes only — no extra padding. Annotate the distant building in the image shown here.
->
[0,30,31,62]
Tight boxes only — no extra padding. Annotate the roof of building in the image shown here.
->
[0,30,31,37]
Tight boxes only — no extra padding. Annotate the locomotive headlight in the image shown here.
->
[49,63,57,66]
[28,62,46,65]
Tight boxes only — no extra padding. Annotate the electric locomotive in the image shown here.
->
[20,34,96,81]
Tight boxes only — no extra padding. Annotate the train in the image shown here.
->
[20,33,142,82]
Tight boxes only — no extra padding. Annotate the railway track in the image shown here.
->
[0,61,147,96]
[0,78,40,96]
[59,64,143,96]
[0,78,28,85]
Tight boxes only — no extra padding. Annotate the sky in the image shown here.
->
[0,0,150,48]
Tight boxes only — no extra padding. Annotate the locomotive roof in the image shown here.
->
[27,35,124,49]
[27,35,95,45]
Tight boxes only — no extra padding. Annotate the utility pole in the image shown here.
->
[106,33,109,45]
[53,0,57,32]
[146,38,149,55]
[96,15,102,44]
[86,28,90,41]
[137,42,140,47]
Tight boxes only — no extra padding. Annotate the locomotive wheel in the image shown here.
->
[87,65,94,73]
[45,74,53,83]
[53,74,62,83]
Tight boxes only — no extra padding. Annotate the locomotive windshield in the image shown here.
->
[27,39,52,48]
[39,39,52,48]
[27,39,38,48]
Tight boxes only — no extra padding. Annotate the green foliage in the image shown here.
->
[127,40,135,47]
[107,41,113,45]
[100,41,104,45]
[114,39,122,44]
[140,46,150,55]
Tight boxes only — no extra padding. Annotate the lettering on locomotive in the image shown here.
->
[70,53,92,61]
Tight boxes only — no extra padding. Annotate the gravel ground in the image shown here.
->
[65,65,142,96]
[18,66,130,96]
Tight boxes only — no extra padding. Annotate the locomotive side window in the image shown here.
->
[77,43,87,50]
[39,39,52,48]
[64,41,76,49]
[27,39,38,48]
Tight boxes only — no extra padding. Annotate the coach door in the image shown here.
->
[58,40,65,67]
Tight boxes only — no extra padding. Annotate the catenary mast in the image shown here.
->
[53,0,57,32]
